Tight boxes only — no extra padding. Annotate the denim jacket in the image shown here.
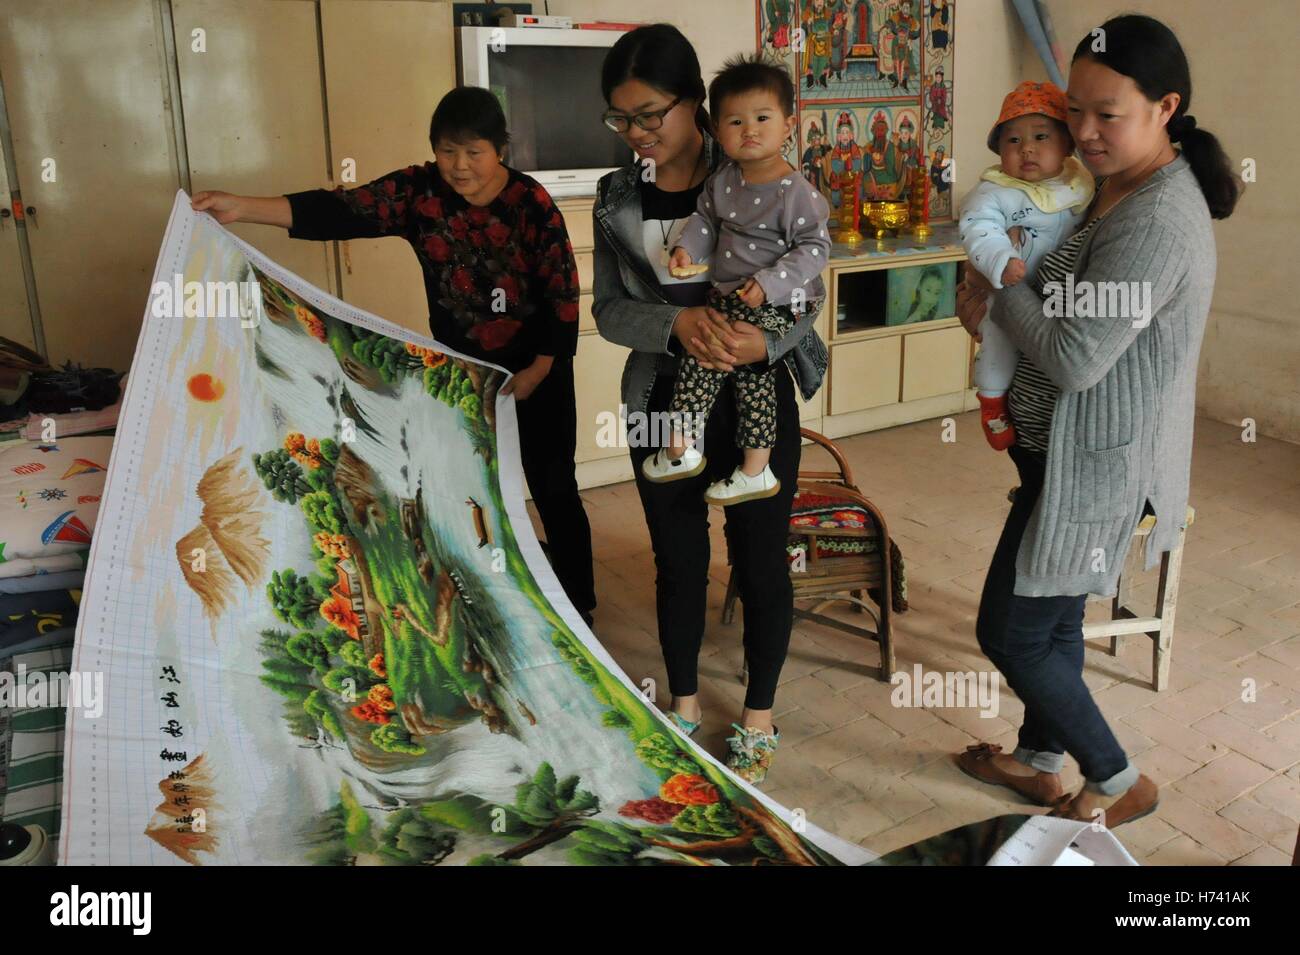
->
[591,132,829,418]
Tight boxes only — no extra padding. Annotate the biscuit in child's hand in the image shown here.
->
[669,263,710,278]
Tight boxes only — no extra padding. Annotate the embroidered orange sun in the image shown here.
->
[187,373,225,402]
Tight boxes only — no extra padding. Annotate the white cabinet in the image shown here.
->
[573,331,629,465]
[820,238,975,438]
[902,324,971,402]
[828,337,902,415]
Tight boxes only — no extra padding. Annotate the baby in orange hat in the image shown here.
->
[960,80,1094,450]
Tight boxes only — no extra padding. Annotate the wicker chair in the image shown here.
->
[722,428,905,681]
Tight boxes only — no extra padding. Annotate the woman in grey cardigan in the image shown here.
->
[954,15,1241,827]
[592,25,827,783]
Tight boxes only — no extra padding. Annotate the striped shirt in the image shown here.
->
[1008,212,1108,454]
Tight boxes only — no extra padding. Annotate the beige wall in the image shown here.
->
[546,0,760,87]
[950,1,1022,209]
[1021,1,1299,443]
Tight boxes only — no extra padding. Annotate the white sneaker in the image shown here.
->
[704,465,780,505]
[641,446,706,483]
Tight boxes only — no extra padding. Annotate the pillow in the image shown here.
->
[0,436,114,563]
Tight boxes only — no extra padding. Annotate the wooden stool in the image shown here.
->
[1082,505,1195,692]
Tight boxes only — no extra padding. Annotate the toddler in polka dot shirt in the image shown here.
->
[643,54,830,505]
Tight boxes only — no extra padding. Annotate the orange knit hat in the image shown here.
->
[987,81,1070,152]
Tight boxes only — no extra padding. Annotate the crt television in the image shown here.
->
[457,26,632,197]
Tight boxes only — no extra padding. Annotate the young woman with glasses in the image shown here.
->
[591,25,828,783]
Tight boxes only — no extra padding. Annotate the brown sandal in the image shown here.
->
[955,743,1064,807]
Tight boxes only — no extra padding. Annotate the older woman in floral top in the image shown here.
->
[192,87,596,625]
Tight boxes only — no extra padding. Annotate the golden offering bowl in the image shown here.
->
[864,200,910,238]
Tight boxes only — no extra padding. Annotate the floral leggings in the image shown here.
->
[669,288,796,451]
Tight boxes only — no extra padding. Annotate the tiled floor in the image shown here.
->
[545,411,1300,865]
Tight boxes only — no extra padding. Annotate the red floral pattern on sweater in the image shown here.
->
[287,163,579,361]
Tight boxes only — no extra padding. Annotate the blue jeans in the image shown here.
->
[975,445,1139,796]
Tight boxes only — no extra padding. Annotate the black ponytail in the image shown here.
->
[601,24,710,132]
[1169,119,1240,220]
[1073,14,1241,219]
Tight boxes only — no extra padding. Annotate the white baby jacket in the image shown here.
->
[959,155,1095,289]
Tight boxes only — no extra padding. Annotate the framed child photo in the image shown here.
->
[886,261,956,325]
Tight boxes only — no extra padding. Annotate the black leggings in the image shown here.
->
[515,356,596,617]
[629,364,801,710]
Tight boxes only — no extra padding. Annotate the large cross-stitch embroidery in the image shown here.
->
[58,193,866,866]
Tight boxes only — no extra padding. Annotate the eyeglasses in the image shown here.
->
[602,97,682,133]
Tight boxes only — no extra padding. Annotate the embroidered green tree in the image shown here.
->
[376,808,456,865]
[317,627,350,655]
[673,802,741,837]
[258,627,293,655]
[258,656,313,702]
[414,762,602,862]
[371,723,424,756]
[321,663,372,699]
[253,448,312,503]
[285,630,330,672]
[315,437,340,467]
[423,361,469,406]
[635,732,701,777]
[302,781,376,865]
[267,568,322,629]
[353,334,421,383]
[338,640,369,668]
[258,628,320,737]
[565,818,657,866]
[301,490,344,535]
[634,805,822,865]
[303,689,345,739]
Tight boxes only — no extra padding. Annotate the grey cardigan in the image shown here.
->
[991,153,1215,597]
[591,133,828,417]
